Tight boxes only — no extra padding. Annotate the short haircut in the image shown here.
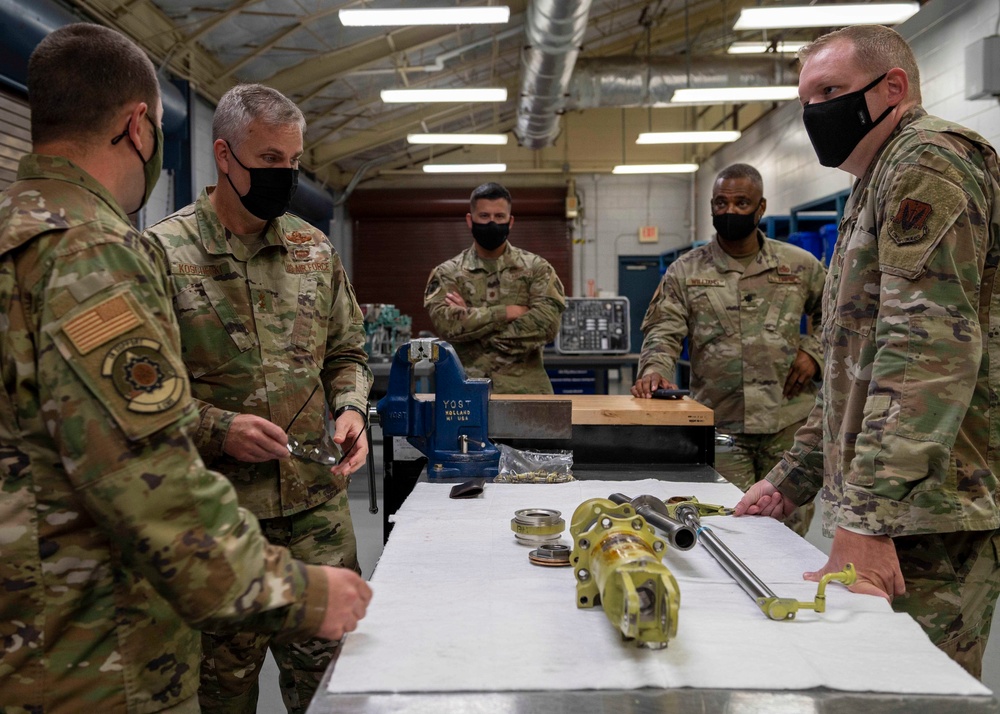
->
[798,25,921,102]
[27,23,159,145]
[470,182,512,212]
[715,164,763,194]
[213,84,306,149]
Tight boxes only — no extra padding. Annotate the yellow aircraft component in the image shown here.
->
[569,498,680,649]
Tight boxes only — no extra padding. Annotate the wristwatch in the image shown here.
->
[334,404,369,428]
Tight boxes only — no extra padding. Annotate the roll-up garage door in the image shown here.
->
[0,87,30,191]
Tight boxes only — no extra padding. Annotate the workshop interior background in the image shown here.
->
[2,0,1000,710]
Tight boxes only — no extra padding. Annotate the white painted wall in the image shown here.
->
[572,173,693,297]
[695,0,1000,244]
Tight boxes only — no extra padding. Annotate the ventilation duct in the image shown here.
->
[564,57,793,109]
[514,0,595,149]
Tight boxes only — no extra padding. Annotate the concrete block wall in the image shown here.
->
[695,0,1000,245]
[573,173,693,296]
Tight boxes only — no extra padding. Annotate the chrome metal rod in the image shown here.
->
[673,504,776,602]
[608,493,697,551]
[366,407,379,514]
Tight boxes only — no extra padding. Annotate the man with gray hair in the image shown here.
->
[2,30,369,714]
[145,83,373,712]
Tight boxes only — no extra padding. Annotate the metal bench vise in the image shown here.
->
[376,339,500,479]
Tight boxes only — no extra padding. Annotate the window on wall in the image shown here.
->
[348,188,572,337]
[0,86,30,191]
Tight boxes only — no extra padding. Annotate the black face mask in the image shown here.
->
[224,141,298,220]
[471,221,510,251]
[802,73,893,168]
[111,115,163,214]
[712,204,761,242]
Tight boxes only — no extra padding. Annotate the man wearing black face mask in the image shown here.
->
[633,164,826,536]
[424,182,566,393]
[735,25,1000,679]
[0,27,372,713]
[145,84,373,713]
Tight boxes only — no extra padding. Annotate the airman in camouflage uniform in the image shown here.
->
[144,85,373,714]
[424,182,566,394]
[735,26,1000,678]
[634,164,825,536]
[0,25,370,714]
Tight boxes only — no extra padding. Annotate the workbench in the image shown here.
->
[309,475,997,713]
[380,394,716,539]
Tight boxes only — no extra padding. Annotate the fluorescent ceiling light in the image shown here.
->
[636,130,741,145]
[612,164,699,175]
[670,86,799,104]
[408,133,509,145]
[734,3,919,30]
[382,88,508,103]
[340,7,510,26]
[727,41,808,55]
[423,163,507,174]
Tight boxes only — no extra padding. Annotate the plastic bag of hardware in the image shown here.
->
[494,444,575,483]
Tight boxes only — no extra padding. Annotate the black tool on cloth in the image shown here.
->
[449,478,486,499]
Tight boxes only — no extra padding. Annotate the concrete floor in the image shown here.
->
[254,376,1000,711]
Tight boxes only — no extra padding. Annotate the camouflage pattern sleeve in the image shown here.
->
[424,263,507,342]
[799,257,826,371]
[836,140,993,534]
[37,238,325,639]
[491,258,566,356]
[139,231,238,460]
[767,391,826,506]
[322,250,373,413]
[637,265,688,382]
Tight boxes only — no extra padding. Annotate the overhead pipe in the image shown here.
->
[564,56,792,109]
[514,0,595,149]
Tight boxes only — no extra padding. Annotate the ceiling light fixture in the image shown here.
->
[670,86,799,104]
[340,7,511,26]
[423,163,507,174]
[612,164,699,175]
[636,130,741,145]
[407,133,509,145]
[727,41,809,55]
[382,88,508,103]
[733,3,919,30]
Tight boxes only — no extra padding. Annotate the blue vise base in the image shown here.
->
[376,340,500,480]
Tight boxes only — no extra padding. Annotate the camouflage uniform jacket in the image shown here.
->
[0,155,328,713]
[424,242,565,394]
[145,188,373,520]
[767,107,1000,538]
[637,233,826,434]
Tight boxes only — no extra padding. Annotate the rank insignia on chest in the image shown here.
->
[286,231,313,245]
[888,198,933,245]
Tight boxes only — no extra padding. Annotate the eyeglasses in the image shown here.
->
[285,386,359,466]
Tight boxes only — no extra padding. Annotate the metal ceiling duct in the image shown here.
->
[514,0,595,149]
[564,57,793,109]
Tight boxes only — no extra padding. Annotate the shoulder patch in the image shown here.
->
[101,337,185,413]
[879,163,967,279]
[63,294,143,355]
[888,198,933,245]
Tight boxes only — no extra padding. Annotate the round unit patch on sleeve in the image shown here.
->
[101,337,185,413]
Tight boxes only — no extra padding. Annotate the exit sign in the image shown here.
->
[639,225,659,243]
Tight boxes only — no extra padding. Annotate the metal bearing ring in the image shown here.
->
[511,508,565,545]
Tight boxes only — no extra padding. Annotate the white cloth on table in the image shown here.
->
[328,479,990,697]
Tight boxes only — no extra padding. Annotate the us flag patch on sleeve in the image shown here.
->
[63,294,143,355]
